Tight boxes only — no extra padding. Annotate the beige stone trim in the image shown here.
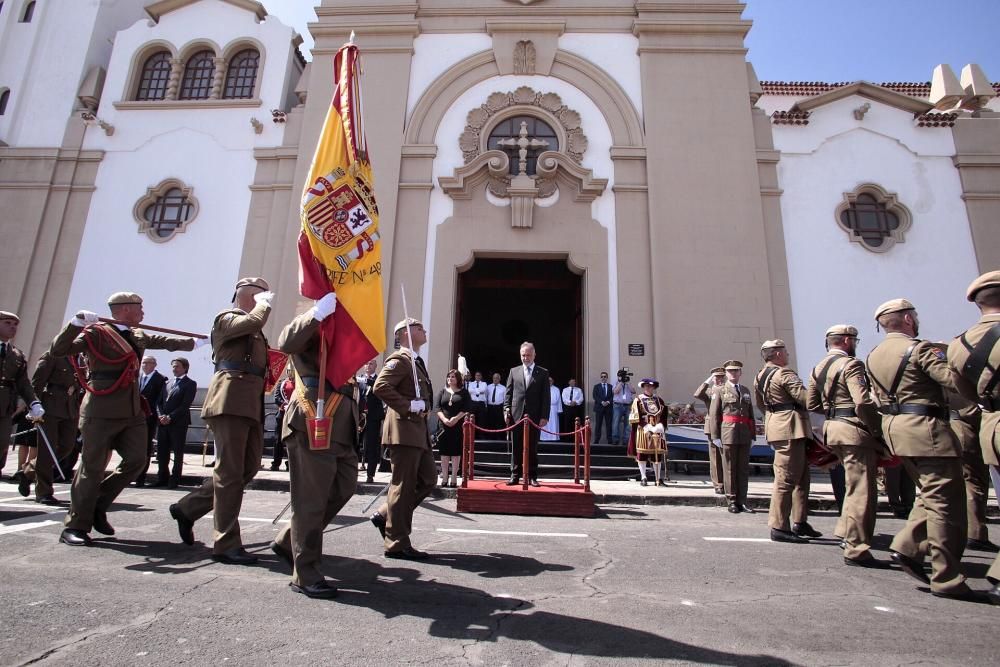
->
[132,178,200,243]
[793,81,933,114]
[145,0,267,23]
[834,183,912,253]
[113,99,262,110]
[953,116,1000,271]
[121,40,178,103]
[487,20,563,75]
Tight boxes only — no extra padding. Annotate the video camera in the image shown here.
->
[617,367,633,383]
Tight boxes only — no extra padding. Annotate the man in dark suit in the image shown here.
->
[155,357,197,488]
[136,355,166,486]
[592,371,613,444]
[503,341,550,486]
[360,359,386,483]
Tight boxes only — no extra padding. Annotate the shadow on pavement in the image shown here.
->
[423,552,573,579]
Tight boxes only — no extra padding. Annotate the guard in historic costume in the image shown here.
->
[0,311,44,479]
[370,317,436,560]
[22,351,79,503]
[754,339,821,543]
[51,293,197,546]
[627,378,668,486]
[268,293,355,599]
[693,367,727,495]
[868,298,977,601]
[170,278,272,564]
[807,325,888,567]
[708,360,756,513]
[947,271,1000,606]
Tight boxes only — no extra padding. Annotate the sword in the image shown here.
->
[32,422,66,481]
[272,499,292,525]
[362,483,389,513]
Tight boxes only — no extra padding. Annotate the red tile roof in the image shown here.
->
[915,112,959,127]
[761,81,1000,98]
[770,110,810,125]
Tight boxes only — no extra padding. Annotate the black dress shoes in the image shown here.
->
[15,471,30,497]
[92,509,115,536]
[169,503,195,545]
[385,546,429,560]
[739,504,756,514]
[640,479,648,487]
[290,579,338,599]
[727,503,741,513]
[365,476,375,484]
[930,587,991,603]
[212,547,258,565]
[770,528,807,544]
[151,480,167,488]
[967,538,1000,553]
[889,550,930,585]
[528,479,540,487]
[36,495,62,505]
[371,512,387,539]
[987,583,1000,606]
[792,522,822,538]
[714,486,725,495]
[505,477,520,486]
[270,541,294,569]
[844,556,891,569]
[59,529,91,546]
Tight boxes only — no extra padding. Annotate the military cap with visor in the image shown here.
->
[393,317,423,334]
[0,311,20,323]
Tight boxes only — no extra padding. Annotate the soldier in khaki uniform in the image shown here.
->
[371,317,436,559]
[754,339,820,543]
[693,367,726,495]
[267,293,355,599]
[867,298,976,601]
[23,351,79,503]
[51,293,199,546]
[708,360,756,513]
[170,278,272,564]
[947,271,1000,605]
[0,312,44,478]
[807,325,888,567]
[945,388,996,553]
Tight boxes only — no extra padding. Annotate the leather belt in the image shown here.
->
[214,360,265,378]
[877,403,949,420]
[828,407,857,418]
[722,415,754,426]
[765,402,798,413]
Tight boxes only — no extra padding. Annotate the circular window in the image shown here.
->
[487,115,558,176]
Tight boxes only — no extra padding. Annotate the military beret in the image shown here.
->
[966,271,1000,302]
[723,360,743,370]
[0,311,19,322]
[825,324,858,337]
[107,292,143,306]
[710,366,725,376]
[639,377,659,388]
[393,317,423,334]
[760,339,786,351]
[231,277,269,301]
[873,298,915,320]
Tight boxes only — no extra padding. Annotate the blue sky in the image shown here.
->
[263,1,1000,83]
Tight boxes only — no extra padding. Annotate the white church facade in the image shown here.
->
[1,0,997,398]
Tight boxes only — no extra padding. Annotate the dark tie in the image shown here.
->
[415,356,427,376]
[0,342,6,360]
[491,385,497,402]
[603,383,608,397]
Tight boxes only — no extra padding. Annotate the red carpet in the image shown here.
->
[457,479,596,517]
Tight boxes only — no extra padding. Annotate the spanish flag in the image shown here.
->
[298,41,385,387]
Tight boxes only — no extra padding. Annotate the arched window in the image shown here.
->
[135,51,172,101]
[223,48,259,99]
[487,115,559,176]
[0,90,9,115]
[179,50,215,100]
[20,0,34,22]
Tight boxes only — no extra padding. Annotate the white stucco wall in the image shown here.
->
[774,94,981,372]
[558,33,643,124]
[66,0,300,384]
[422,73,620,371]
[406,33,493,121]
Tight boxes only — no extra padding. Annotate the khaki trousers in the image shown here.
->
[768,439,810,531]
[722,442,750,506]
[890,457,968,594]
[64,416,146,532]
[707,436,724,491]
[25,415,76,498]
[176,415,262,554]
[961,449,990,543]
[274,432,357,587]
[830,445,878,560]
[376,445,437,552]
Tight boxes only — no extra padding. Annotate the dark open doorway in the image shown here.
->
[454,257,582,387]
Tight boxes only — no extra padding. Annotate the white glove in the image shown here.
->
[312,292,337,321]
[643,424,654,434]
[28,401,44,421]
[71,310,99,327]
[409,399,426,413]
[253,291,275,307]
[705,375,715,385]
[193,337,209,349]
[712,438,723,448]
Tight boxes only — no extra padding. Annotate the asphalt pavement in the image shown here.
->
[0,476,997,666]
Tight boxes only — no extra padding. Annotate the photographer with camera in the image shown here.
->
[592,371,613,444]
[612,368,636,446]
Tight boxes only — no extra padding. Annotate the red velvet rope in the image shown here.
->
[68,325,139,396]
[470,415,584,437]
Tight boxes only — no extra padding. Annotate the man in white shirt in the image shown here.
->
[486,372,506,431]
[561,379,585,442]
[467,371,488,439]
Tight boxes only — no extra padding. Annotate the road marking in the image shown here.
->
[0,490,69,504]
[0,519,60,535]
[1,504,65,511]
[436,528,588,538]
[703,537,772,543]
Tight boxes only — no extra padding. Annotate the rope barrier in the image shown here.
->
[469,415,585,438]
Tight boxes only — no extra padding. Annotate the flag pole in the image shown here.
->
[399,284,421,400]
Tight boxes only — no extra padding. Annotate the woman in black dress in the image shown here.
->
[435,369,470,487]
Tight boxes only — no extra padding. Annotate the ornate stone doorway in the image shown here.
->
[454,257,582,386]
